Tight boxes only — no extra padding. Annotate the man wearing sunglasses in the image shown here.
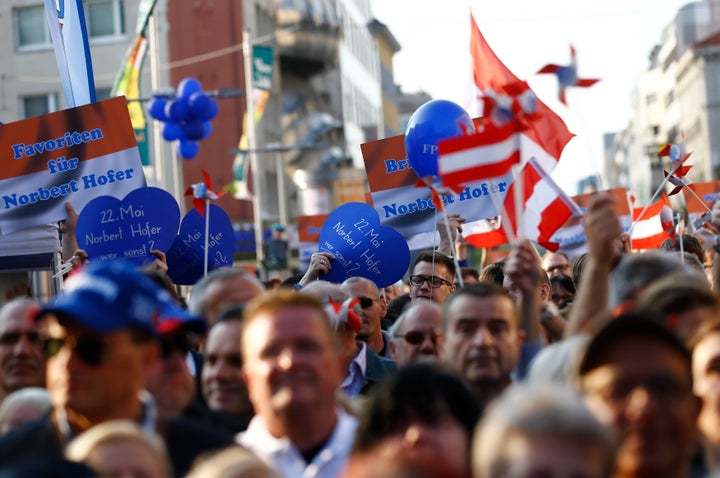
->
[341,277,391,358]
[408,251,457,305]
[0,262,232,476]
[389,299,444,367]
[0,297,45,405]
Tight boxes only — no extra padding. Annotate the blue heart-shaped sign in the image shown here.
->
[318,202,409,288]
[166,204,234,285]
[76,187,180,266]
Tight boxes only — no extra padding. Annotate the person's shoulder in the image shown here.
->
[163,416,236,477]
[366,348,397,373]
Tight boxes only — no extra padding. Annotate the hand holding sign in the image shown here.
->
[75,187,180,265]
[318,202,409,288]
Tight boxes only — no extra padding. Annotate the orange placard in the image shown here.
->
[297,214,328,243]
[684,181,720,214]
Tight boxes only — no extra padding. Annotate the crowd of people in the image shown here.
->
[0,190,719,478]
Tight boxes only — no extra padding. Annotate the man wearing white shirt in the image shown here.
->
[237,291,358,478]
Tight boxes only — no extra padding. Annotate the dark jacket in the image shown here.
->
[0,412,234,477]
[360,348,397,395]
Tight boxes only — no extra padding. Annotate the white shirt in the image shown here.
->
[237,408,358,478]
[340,341,368,398]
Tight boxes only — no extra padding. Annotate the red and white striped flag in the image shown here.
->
[465,158,577,250]
[468,11,573,175]
[438,121,520,188]
[631,194,674,250]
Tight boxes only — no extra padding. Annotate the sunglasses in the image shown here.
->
[397,330,441,345]
[408,275,452,288]
[357,297,381,309]
[0,331,41,347]
[40,336,108,366]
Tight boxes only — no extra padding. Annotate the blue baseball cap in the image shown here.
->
[37,261,201,336]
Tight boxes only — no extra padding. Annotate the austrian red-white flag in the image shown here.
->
[468,11,574,175]
[466,158,577,250]
[438,121,520,188]
[631,194,674,250]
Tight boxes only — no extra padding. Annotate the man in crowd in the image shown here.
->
[341,277,391,358]
[0,262,233,476]
[389,299,443,367]
[201,305,254,427]
[408,251,456,305]
[541,251,573,279]
[301,281,395,398]
[187,267,265,327]
[576,314,700,478]
[0,298,45,404]
[238,291,358,477]
[441,282,524,407]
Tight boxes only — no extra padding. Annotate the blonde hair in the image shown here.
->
[65,420,171,477]
[186,446,281,478]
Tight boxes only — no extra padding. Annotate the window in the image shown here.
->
[85,0,125,39]
[15,5,51,50]
[22,93,59,119]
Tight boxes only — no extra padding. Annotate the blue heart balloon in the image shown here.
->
[317,202,410,288]
[404,99,474,181]
[166,204,235,285]
[75,187,180,266]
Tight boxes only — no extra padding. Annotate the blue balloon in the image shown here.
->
[165,98,190,123]
[404,99,475,180]
[196,97,218,121]
[183,120,205,141]
[148,97,168,121]
[178,77,202,99]
[201,121,212,139]
[188,92,212,118]
[178,139,199,159]
[162,122,183,141]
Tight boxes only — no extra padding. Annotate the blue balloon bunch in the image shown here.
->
[148,77,219,159]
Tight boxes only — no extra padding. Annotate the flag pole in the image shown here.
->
[243,29,266,278]
[628,163,679,238]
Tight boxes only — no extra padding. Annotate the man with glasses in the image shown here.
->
[408,251,457,305]
[541,251,572,278]
[389,299,443,367]
[0,298,45,405]
[341,277,392,358]
[0,262,232,476]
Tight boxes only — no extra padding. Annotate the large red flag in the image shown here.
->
[469,11,574,172]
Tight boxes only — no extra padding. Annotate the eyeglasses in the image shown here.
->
[408,275,452,288]
[397,330,441,345]
[40,336,108,366]
[0,331,41,347]
[358,296,382,309]
[546,264,570,274]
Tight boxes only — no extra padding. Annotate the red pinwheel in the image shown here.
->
[481,80,538,127]
[659,135,693,196]
[184,169,225,215]
[324,296,362,334]
[537,45,599,104]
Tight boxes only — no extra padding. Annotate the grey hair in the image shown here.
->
[0,387,51,435]
[473,383,615,478]
[187,268,265,316]
[608,250,684,309]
